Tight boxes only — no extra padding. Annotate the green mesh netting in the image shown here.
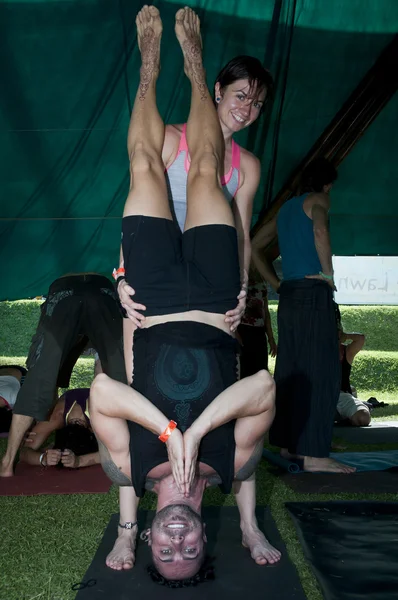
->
[1,0,397,300]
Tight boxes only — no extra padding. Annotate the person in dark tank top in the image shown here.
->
[252,158,357,474]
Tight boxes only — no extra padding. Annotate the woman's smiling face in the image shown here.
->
[215,78,267,133]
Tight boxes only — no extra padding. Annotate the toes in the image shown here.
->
[176,8,185,22]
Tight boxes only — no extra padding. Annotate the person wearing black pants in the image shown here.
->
[252,158,355,473]
[238,272,277,378]
[0,273,126,477]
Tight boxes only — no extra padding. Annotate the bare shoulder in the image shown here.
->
[237,147,261,192]
[240,147,261,174]
[305,191,329,210]
[51,399,65,422]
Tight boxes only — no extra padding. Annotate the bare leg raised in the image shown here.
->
[175,7,234,229]
[124,5,170,220]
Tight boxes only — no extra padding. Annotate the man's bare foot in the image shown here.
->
[242,525,281,565]
[303,456,356,473]
[0,458,14,477]
[175,7,206,94]
[106,529,137,571]
[136,5,162,99]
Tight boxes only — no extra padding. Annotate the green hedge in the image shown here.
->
[0,300,397,357]
[268,305,398,352]
[267,351,398,393]
[349,351,398,393]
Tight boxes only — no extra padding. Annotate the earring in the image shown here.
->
[216,97,221,103]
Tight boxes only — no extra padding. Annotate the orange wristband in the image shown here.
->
[112,267,125,281]
[159,420,177,443]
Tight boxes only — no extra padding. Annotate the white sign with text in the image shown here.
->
[333,256,398,305]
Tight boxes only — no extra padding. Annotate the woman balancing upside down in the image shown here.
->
[89,5,279,586]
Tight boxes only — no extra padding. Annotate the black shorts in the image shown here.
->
[128,321,238,497]
[122,216,241,317]
[13,274,126,421]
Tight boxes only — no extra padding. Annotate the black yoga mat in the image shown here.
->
[333,420,398,445]
[286,502,398,600]
[75,506,306,600]
[281,469,398,495]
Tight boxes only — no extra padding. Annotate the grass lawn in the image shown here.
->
[0,302,397,600]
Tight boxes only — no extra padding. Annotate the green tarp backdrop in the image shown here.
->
[1,0,397,300]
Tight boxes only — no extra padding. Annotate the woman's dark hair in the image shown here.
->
[300,158,338,193]
[54,423,98,457]
[215,55,274,103]
[147,556,215,588]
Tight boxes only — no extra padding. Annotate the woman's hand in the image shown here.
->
[61,449,79,469]
[268,337,277,358]
[117,279,147,328]
[225,288,247,332]
[182,428,202,496]
[44,449,61,467]
[165,429,186,495]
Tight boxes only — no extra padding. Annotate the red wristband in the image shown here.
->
[158,420,177,443]
[112,267,125,281]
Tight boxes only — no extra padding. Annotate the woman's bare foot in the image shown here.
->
[106,529,137,571]
[136,5,162,99]
[242,525,281,565]
[174,7,206,96]
[303,456,356,473]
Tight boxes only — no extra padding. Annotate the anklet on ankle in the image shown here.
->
[118,521,138,529]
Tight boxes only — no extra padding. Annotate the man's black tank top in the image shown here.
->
[128,322,238,498]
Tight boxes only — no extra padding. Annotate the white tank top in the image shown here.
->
[165,124,241,231]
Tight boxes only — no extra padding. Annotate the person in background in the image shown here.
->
[335,304,370,427]
[252,158,355,473]
[20,387,100,469]
[0,273,125,477]
[238,267,277,377]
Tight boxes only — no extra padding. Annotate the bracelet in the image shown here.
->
[118,521,138,529]
[319,271,334,281]
[39,451,47,467]
[115,275,126,287]
[158,420,177,443]
[112,267,125,281]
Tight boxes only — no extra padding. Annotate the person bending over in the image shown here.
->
[20,388,99,469]
[89,6,279,584]
[335,305,370,427]
[0,273,126,477]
